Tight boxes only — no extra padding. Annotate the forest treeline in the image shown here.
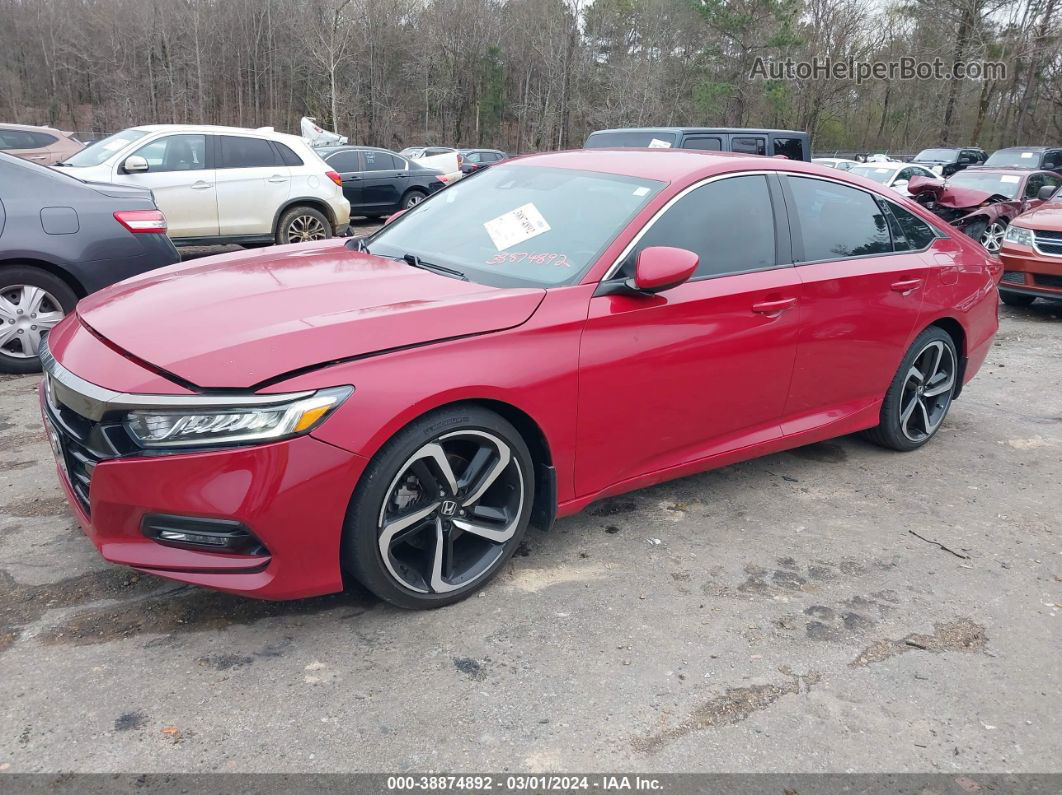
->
[0,0,1055,154]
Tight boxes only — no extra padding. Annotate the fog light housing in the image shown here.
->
[141,514,268,556]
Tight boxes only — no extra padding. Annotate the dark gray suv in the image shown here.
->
[0,153,180,373]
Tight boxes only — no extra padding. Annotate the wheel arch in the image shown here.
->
[272,197,336,233]
[0,258,86,298]
[926,316,968,398]
[401,186,428,204]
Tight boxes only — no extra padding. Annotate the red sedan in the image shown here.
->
[40,150,1000,608]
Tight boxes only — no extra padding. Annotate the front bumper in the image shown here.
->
[999,245,1062,299]
[39,381,367,601]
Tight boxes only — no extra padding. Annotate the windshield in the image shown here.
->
[914,148,958,162]
[584,131,678,149]
[367,164,665,287]
[947,171,1022,199]
[850,165,898,184]
[62,129,149,167]
[984,149,1041,168]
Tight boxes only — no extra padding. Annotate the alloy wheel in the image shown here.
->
[0,285,65,359]
[377,429,524,594]
[980,221,1007,253]
[404,193,424,208]
[899,340,956,443]
[286,214,328,242]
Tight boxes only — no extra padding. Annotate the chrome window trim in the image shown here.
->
[601,169,776,281]
[40,338,312,422]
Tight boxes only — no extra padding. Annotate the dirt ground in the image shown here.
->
[0,290,1059,773]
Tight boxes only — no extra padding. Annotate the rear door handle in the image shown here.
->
[191,180,213,190]
[267,174,288,183]
[751,297,797,315]
[891,278,923,294]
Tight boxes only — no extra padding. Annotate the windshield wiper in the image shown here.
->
[402,253,467,281]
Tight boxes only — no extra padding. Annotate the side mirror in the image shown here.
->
[1038,185,1057,201]
[627,246,698,294]
[383,209,406,225]
[892,179,909,190]
[958,156,973,165]
[123,155,149,173]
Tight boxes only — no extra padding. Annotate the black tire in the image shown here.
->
[1000,291,1036,307]
[0,266,78,374]
[401,189,428,210]
[864,326,958,452]
[342,405,535,609]
[275,205,332,245]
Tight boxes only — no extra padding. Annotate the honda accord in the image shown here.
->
[40,150,1000,608]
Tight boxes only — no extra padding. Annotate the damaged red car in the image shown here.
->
[908,168,1061,254]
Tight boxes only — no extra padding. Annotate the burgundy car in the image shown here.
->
[908,167,1061,254]
[40,151,1000,609]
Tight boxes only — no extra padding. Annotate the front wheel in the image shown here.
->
[343,406,534,609]
[864,327,958,452]
[978,219,1008,254]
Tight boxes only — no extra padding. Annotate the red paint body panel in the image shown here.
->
[42,149,1000,600]
[1000,203,1062,298]
[77,239,545,388]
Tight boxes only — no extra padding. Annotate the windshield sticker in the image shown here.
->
[633,186,651,196]
[483,203,551,250]
[485,252,571,267]
[1000,175,1020,183]
[648,138,672,149]
[1020,152,1034,158]
[874,168,890,173]
[102,138,132,151]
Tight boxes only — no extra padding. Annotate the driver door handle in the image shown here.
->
[752,297,797,316]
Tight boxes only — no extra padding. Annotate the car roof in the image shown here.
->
[505,148,828,182]
[590,126,806,136]
[315,145,396,154]
[0,122,64,133]
[851,162,926,170]
[128,124,305,143]
[991,146,1049,153]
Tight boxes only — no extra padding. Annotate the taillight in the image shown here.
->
[113,210,167,234]
[326,171,342,186]
[437,174,451,184]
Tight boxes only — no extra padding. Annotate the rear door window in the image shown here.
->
[363,151,398,171]
[787,176,892,261]
[883,201,938,252]
[731,136,767,155]
[626,174,776,278]
[682,136,722,151]
[218,135,279,168]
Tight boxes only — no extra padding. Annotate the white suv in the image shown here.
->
[54,125,351,246]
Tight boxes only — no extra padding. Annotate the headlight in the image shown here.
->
[1003,225,1034,247]
[125,386,352,449]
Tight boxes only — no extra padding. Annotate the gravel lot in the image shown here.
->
[0,290,1059,773]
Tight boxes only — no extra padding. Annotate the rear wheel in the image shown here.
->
[343,406,534,609]
[0,266,76,374]
[276,206,332,245]
[401,190,427,210]
[864,327,958,452]
[1000,291,1036,307]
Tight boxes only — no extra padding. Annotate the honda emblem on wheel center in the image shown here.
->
[440,500,457,516]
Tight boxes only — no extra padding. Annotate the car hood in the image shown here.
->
[76,240,546,389]
[1013,202,1062,231]
[907,176,1003,209]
